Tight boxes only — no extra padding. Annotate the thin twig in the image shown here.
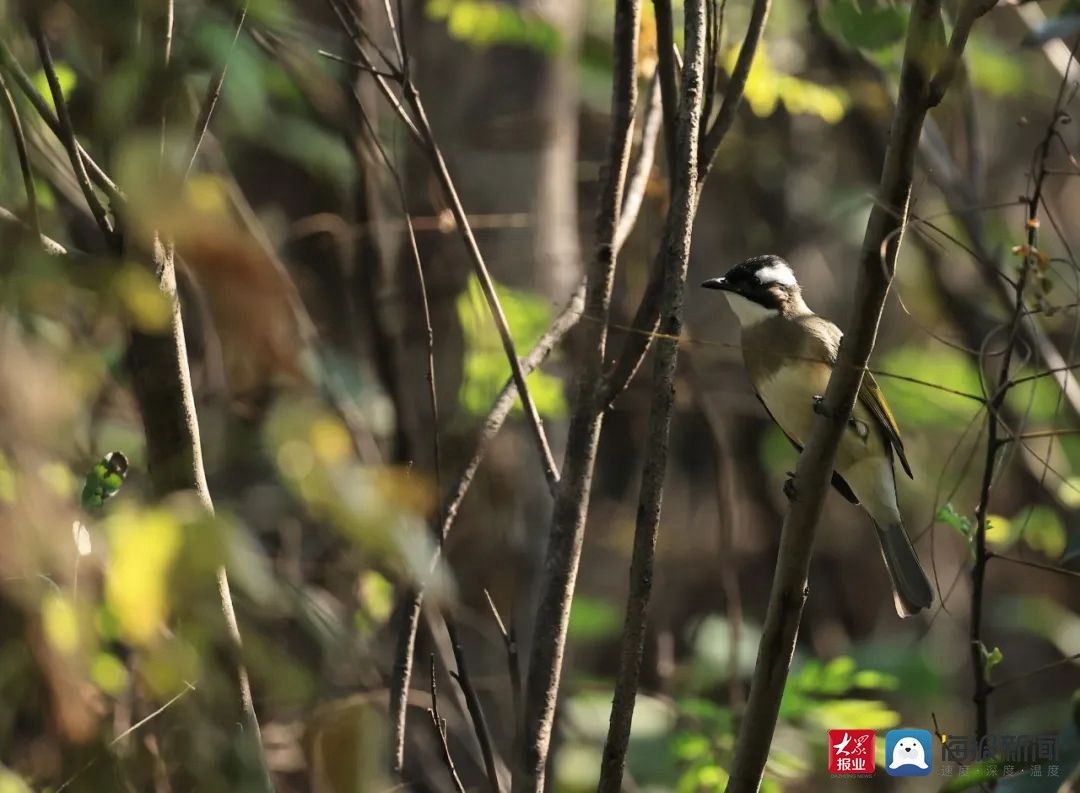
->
[987,551,1080,579]
[653,0,679,178]
[354,86,445,779]
[613,71,663,253]
[0,70,40,238]
[988,652,1080,691]
[601,0,770,410]
[697,0,771,184]
[28,16,115,242]
[597,2,708,789]
[186,0,249,178]
[0,37,122,203]
[428,656,467,793]
[969,53,1072,743]
[516,1,644,789]
[443,614,501,793]
[484,589,522,732]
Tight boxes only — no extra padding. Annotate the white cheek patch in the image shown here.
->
[755,262,797,288]
[724,292,778,328]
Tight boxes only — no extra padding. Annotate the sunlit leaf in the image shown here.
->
[42,591,80,655]
[0,766,33,793]
[456,275,568,418]
[1014,506,1066,557]
[732,47,849,124]
[106,507,182,644]
[426,0,562,53]
[31,63,78,113]
[90,652,129,696]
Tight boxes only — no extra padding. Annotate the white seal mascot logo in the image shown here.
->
[889,736,928,770]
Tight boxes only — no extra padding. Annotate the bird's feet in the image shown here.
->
[783,472,798,501]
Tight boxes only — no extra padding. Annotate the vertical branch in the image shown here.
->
[515,1,643,789]
[596,0,709,788]
[970,59,1073,742]
[599,0,771,410]
[653,0,679,176]
[725,0,991,789]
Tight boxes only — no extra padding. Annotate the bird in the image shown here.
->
[701,254,933,617]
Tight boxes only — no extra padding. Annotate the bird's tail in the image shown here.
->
[874,521,933,618]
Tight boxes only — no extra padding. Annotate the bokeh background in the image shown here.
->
[0,0,1077,791]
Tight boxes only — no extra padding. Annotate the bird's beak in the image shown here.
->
[701,276,730,292]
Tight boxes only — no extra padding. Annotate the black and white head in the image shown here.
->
[701,255,810,328]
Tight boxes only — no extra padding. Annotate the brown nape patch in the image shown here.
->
[769,284,806,316]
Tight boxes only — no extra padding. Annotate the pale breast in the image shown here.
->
[756,361,888,471]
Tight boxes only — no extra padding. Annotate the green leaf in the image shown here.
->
[567,596,621,642]
[32,63,78,113]
[456,275,568,419]
[981,643,1003,679]
[1015,506,1066,558]
[426,0,561,54]
[938,503,974,539]
[821,0,908,51]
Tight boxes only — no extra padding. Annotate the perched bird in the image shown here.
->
[80,451,129,510]
[702,255,933,617]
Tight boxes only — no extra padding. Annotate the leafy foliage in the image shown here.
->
[426,0,562,53]
[821,0,908,51]
[456,275,568,419]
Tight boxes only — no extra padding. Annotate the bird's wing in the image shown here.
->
[755,394,860,504]
[824,320,914,481]
[857,371,914,479]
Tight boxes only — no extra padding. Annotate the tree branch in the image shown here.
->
[0,70,40,238]
[697,0,771,184]
[186,0,249,178]
[653,0,679,178]
[725,0,976,787]
[597,0,709,788]
[515,1,643,789]
[27,16,115,243]
[600,0,772,410]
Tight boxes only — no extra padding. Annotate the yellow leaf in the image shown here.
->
[42,592,80,654]
[106,507,181,644]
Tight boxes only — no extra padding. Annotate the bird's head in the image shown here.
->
[701,254,809,328]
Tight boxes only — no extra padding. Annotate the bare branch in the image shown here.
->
[970,52,1073,742]
[653,0,679,177]
[516,0,643,788]
[483,589,522,732]
[697,0,771,183]
[0,70,40,238]
[428,656,467,793]
[928,0,999,107]
[613,72,663,253]
[186,1,249,179]
[0,37,122,203]
[444,615,501,793]
[27,16,115,243]
[598,0,710,787]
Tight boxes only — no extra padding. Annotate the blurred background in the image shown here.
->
[0,0,1077,791]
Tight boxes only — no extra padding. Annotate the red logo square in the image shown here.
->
[828,730,876,775]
